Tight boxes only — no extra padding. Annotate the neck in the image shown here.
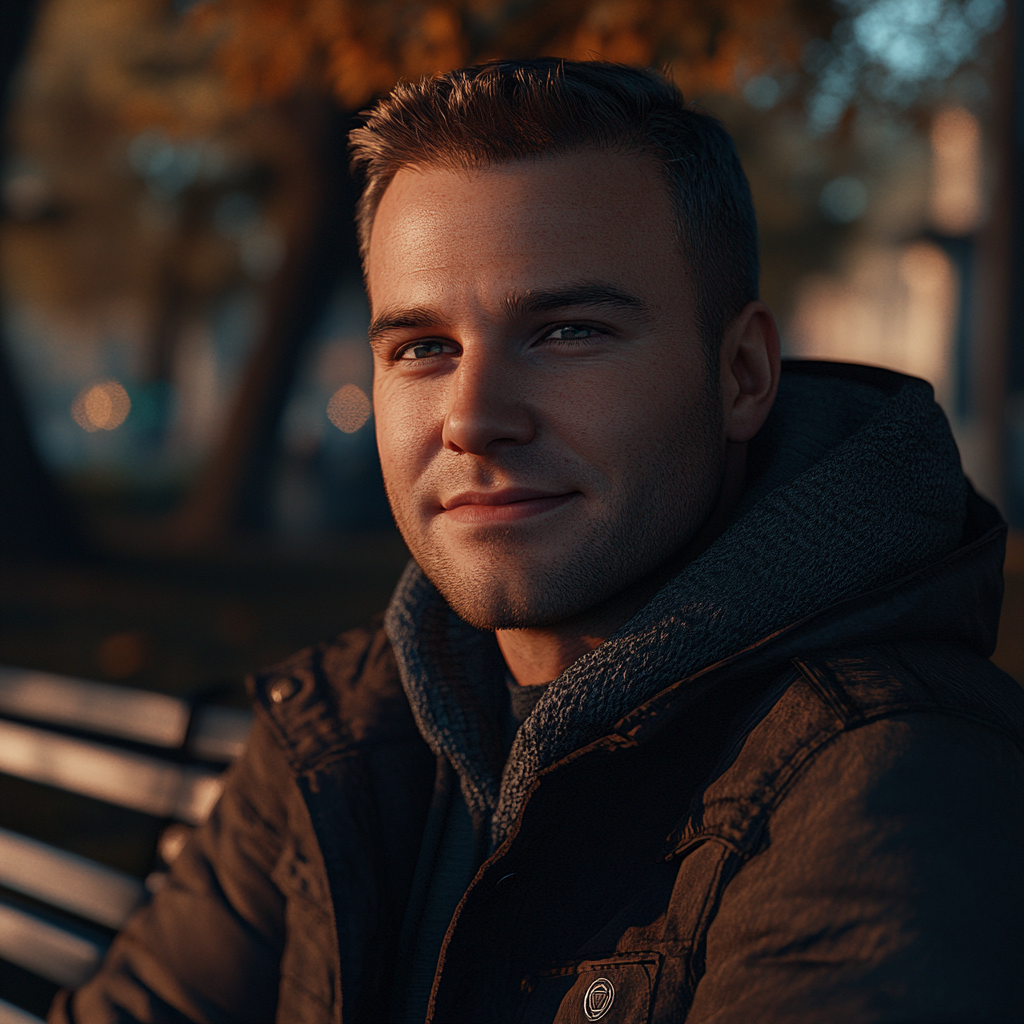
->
[497,443,747,685]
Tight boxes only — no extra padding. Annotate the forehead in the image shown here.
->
[365,149,686,312]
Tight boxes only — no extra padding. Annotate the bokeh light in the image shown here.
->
[806,0,1005,134]
[930,105,982,234]
[71,380,131,432]
[820,176,869,224]
[898,241,958,391]
[327,384,372,433]
[96,630,150,679]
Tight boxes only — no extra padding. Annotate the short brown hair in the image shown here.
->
[349,58,759,353]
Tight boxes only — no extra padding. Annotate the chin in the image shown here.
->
[440,588,573,632]
[419,546,629,632]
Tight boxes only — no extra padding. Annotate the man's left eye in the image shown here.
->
[546,325,595,342]
[398,341,449,360]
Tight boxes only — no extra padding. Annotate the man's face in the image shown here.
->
[367,149,725,630]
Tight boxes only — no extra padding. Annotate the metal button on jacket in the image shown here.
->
[270,678,296,704]
[583,977,615,1021]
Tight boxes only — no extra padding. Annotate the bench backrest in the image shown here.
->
[0,666,251,1021]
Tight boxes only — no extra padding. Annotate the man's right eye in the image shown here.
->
[397,341,450,360]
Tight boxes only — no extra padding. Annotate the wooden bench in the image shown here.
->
[0,666,251,1023]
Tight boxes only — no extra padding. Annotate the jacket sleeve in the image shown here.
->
[50,714,290,1024]
[686,713,1024,1024]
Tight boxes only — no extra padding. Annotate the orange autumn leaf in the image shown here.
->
[188,0,823,110]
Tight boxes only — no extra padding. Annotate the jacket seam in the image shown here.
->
[676,698,1021,859]
[254,702,426,775]
[740,704,1024,855]
[790,656,866,725]
[794,651,1024,754]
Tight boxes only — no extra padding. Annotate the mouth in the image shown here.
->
[440,487,578,524]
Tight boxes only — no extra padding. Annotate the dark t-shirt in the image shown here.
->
[507,675,550,726]
[393,675,552,1019]
[397,675,551,1022]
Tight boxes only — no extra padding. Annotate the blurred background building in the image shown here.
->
[0,0,1021,1011]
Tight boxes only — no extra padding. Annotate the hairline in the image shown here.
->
[359,142,687,259]
[357,144,715,358]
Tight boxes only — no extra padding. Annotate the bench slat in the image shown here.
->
[0,997,46,1024]
[0,667,252,763]
[0,899,107,988]
[0,668,189,748]
[0,827,146,930]
[0,721,222,825]
[189,704,251,762]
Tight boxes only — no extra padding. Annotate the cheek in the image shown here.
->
[373,376,442,487]
[553,366,691,468]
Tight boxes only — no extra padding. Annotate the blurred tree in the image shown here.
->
[970,3,1022,519]
[1,0,89,562]
[1,0,1010,550]
[171,97,359,544]
[188,0,1007,124]
[2,0,350,550]
[189,0,825,110]
[170,0,1009,545]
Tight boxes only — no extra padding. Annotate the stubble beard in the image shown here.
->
[385,385,725,632]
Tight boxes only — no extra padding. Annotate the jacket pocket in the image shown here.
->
[519,953,662,1024]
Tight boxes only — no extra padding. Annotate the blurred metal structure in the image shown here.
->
[0,668,251,1015]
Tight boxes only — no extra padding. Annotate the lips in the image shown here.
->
[440,487,577,524]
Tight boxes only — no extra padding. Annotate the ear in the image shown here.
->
[719,301,781,444]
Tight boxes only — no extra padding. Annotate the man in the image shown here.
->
[57,59,1023,1024]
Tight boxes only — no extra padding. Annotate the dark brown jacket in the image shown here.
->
[55,489,1024,1024]
[58,485,1024,1024]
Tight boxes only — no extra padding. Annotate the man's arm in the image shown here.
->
[687,713,1024,1024]
[50,714,290,1024]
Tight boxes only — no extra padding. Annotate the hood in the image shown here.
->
[385,361,997,848]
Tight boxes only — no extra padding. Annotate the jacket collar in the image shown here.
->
[613,484,1005,751]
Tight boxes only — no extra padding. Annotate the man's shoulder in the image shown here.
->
[758,641,1024,787]
[786,640,1024,745]
[686,644,1024,1024]
[246,615,421,766]
[680,641,1024,852]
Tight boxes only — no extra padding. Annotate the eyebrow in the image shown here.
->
[502,283,649,319]
[368,281,650,342]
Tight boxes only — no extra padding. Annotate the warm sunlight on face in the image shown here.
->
[367,150,725,630]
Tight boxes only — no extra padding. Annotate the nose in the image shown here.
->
[441,349,536,456]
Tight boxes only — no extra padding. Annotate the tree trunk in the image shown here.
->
[0,0,88,563]
[169,99,359,548]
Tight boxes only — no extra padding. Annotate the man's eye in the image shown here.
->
[398,341,449,360]
[546,325,596,342]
